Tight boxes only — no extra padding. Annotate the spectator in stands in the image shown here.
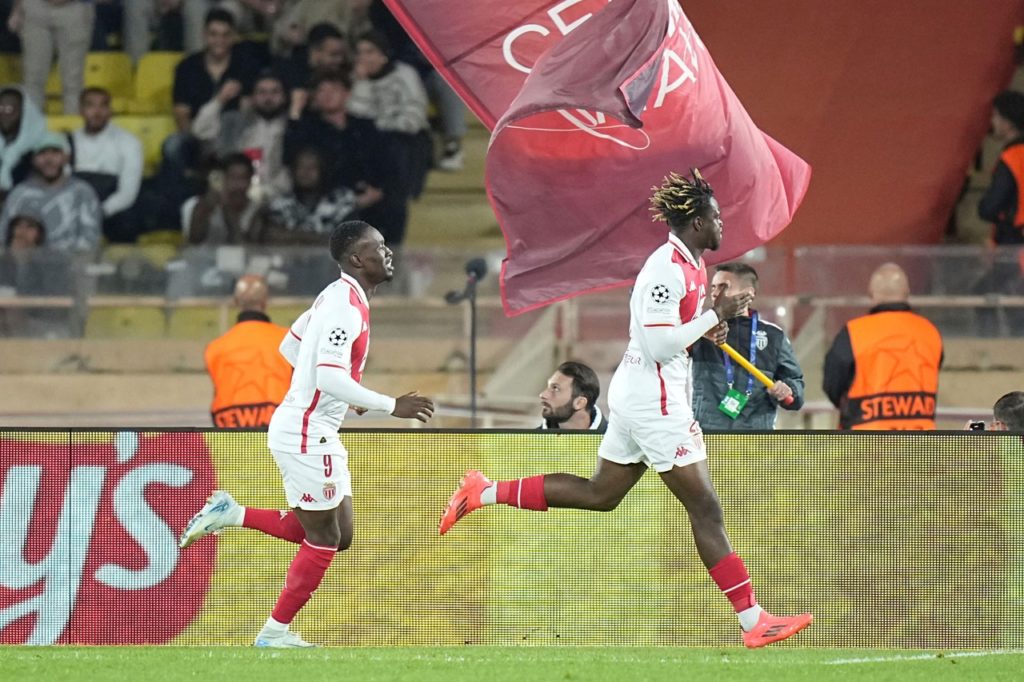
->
[271,1,357,58]
[0,132,101,252]
[0,86,46,196]
[368,0,466,172]
[979,90,1024,246]
[163,0,269,55]
[2,214,44,253]
[993,391,1024,430]
[169,7,261,147]
[276,21,349,93]
[205,273,292,428]
[349,29,430,245]
[691,263,804,431]
[0,213,73,335]
[283,70,386,215]
[263,146,380,244]
[192,69,290,199]
[70,87,144,243]
[9,0,95,114]
[538,360,607,432]
[184,151,265,244]
[162,7,262,210]
[124,0,185,63]
[823,263,943,430]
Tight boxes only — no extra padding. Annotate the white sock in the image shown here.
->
[262,616,288,633]
[480,483,497,505]
[229,505,246,527]
[738,605,764,632]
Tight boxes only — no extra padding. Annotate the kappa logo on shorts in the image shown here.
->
[675,445,691,459]
[300,493,316,503]
[323,483,336,500]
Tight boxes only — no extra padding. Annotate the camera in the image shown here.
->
[968,421,986,431]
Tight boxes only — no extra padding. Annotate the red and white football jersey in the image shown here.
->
[608,232,715,416]
[268,273,376,454]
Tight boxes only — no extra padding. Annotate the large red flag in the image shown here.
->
[384,0,811,314]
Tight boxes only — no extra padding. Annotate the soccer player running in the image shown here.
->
[439,170,812,648]
[179,220,435,647]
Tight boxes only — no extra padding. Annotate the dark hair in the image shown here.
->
[253,69,285,89]
[310,68,352,92]
[329,220,373,263]
[994,391,1024,430]
[308,22,344,49]
[205,8,236,29]
[80,86,110,103]
[356,29,393,59]
[650,168,715,229]
[5,214,45,247]
[220,152,254,174]
[994,90,1024,132]
[557,361,601,411]
[290,145,324,171]
[715,262,759,292]
[0,87,23,103]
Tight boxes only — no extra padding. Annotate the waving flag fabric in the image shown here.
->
[384,0,811,314]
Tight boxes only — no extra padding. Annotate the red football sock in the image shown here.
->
[270,540,337,624]
[243,508,306,544]
[709,552,757,612]
[496,475,548,511]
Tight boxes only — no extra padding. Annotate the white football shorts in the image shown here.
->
[271,448,351,511]
[597,410,708,472]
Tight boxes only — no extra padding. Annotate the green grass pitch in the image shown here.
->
[2,646,1022,681]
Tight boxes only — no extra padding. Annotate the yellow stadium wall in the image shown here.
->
[1,430,1021,648]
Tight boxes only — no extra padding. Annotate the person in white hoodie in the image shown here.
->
[70,87,144,243]
[0,85,46,196]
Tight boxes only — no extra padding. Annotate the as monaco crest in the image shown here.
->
[323,482,336,501]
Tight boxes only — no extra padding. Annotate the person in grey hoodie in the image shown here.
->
[0,132,101,252]
[0,85,46,195]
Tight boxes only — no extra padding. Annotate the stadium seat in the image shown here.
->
[0,54,21,85]
[84,52,134,112]
[137,230,184,248]
[85,306,165,339]
[44,67,61,114]
[168,306,222,341]
[112,115,176,176]
[131,52,183,114]
[47,115,82,133]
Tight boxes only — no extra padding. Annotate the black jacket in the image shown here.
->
[691,313,804,431]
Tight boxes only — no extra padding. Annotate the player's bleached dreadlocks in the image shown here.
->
[650,168,715,228]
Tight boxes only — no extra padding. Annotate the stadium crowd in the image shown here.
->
[0,0,463,259]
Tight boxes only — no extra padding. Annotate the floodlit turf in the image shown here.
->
[2,646,1022,682]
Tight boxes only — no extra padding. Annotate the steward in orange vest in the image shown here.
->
[823,263,943,430]
[205,275,292,428]
[979,90,1024,245]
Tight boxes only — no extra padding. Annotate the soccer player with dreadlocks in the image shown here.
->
[439,170,812,647]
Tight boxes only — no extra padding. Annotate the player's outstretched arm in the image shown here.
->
[392,392,434,423]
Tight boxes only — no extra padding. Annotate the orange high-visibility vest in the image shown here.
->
[841,310,942,430]
[205,319,292,428]
[1000,144,1024,227]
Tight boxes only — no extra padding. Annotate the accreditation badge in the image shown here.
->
[718,388,749,419]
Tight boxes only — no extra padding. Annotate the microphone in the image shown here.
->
[446,257,488,304]
[465,257,487,282]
